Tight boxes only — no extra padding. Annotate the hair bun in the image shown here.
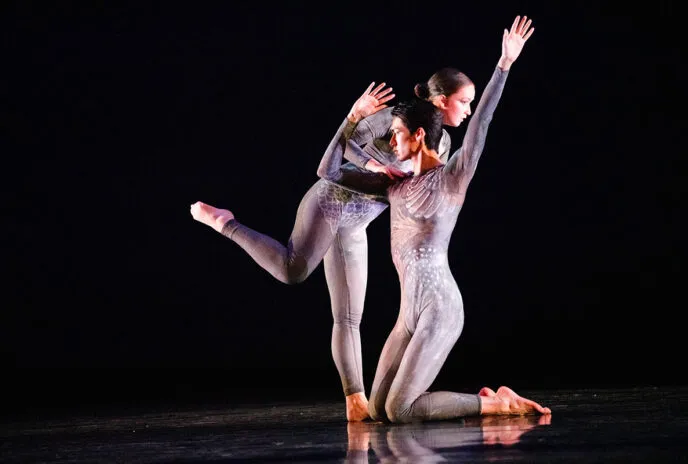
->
[414,83,430,99]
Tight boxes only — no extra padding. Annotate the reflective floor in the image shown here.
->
[1,386,686,463]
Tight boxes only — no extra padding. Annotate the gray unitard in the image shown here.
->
[221,108,450,396]
[319,67,509,422]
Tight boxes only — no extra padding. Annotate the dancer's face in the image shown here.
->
[435,84,475,127]
[390,117,422,161]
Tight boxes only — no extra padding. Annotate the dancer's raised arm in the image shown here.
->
[335,83,407,181]
[444,15,534,192]
[317,83,397,196]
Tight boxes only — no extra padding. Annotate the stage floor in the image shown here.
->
[1,385,686,463]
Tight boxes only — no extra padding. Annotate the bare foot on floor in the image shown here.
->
[481,386,551,416]
[190,201,234,233]
[346,392,370,422]
[494,386,551,415]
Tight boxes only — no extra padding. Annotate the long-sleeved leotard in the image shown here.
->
[319,66,509,422]
[220,108,450,397]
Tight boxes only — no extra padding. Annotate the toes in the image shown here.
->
[479,387,497,397]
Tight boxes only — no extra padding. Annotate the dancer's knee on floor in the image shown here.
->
[368,394,388,423]
[385,398,413,424]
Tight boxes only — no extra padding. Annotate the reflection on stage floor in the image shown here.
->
[1,386,686,463]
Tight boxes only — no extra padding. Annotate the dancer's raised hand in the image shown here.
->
[347,82,395,123]
[499,15,535,70]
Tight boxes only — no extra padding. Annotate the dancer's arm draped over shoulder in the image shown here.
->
[339,82,409,177]
[343,107,394,168]
[317,84,397,196]
[316,117,392,197]
[443,66,508,191]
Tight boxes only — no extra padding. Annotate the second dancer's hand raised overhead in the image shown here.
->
[347,82,395,123]
[499,15,535,70]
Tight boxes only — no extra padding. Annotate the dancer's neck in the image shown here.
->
[411,148,443,176]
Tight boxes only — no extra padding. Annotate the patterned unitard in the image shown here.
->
[318,67,509,422]
[221,107,451,396]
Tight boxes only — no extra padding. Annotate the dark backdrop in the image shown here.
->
[3,2,685,412]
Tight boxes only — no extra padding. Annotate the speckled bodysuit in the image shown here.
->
[221,106,451,396]
[318,67,509,422]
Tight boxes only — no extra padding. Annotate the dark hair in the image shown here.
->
[391,99,444,151]
[414,67,473,100]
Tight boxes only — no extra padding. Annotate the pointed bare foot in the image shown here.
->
[190,201,234,233]
[346,392,370,422]
[480,386,551,416]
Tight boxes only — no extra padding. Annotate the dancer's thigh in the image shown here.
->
[369,317,412,420]
[289,182,342,271]
[386,309,462,412]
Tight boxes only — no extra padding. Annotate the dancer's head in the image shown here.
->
[414,68,475,127]
[390,99,444,161]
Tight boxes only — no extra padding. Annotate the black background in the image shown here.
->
[3,2,685,412]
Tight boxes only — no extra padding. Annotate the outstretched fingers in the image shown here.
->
[375,86,394,99]
[521,18,532,34]
[362,81,376,96]
[377,94,395,106]
[371,83,395,103]
[350,80,396,121]
[523,25,535,41]
[510,15,521,34]
[519,16,534,41]
[512,15,535,41]
[369,81,387,96]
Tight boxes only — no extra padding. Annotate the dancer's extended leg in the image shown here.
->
[191,182,338,284]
